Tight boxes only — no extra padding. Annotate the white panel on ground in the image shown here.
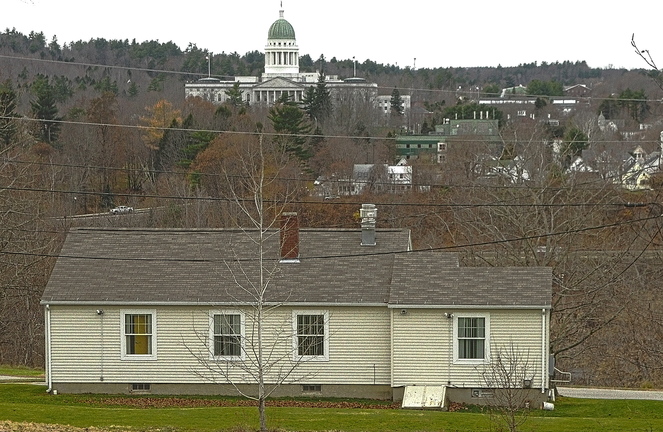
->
[401,386,447,408]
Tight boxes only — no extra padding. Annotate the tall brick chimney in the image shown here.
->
[280,212,300,262]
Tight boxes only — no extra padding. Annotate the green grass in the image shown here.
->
[0,365,44,377]
[2,383,663,431]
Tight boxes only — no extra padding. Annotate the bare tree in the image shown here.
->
[0,133,59,367]
[189,133,311,432]
[479,343,535,432]
[632,34,663,91]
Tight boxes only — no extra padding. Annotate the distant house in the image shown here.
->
[315,160,414,196]
[42,207,552,407]
[564,84,591,98]
[478,155,531,184]
[617,142,663,191]
[376,94,412,116]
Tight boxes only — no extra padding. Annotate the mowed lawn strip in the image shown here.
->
[2,384,663,432]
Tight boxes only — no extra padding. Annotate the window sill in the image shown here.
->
[453,358,487,366]
[121,355,157,361]
[294,355,329,362]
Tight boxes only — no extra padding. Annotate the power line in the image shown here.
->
[1,51,661,104]
[0,184,647,210]
[0,154,644,192]
[2,212,661,263]
[4,113,663,151]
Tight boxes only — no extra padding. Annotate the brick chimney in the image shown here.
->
[280,212,300,262]
[360,204,377,246]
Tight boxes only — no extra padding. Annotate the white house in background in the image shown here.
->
[316,160,414,196]
[376,94,412,116]
[614,131,663,191]
[42,206,552,407]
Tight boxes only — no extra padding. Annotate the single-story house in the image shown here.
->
[41,205,552,407]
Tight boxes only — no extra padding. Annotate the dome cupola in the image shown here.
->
[268,10,296,40]
[264,8,300,79]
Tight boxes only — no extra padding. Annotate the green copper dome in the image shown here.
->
[268,11,296,40]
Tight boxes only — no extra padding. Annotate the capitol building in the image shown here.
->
[184,8,409,114]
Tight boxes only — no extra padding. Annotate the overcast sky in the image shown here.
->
[4,0,659,71]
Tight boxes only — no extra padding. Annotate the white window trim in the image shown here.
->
[452,312,490,365]
[292,310,329,362]
[209,310,245,361]
[120,309,157,361]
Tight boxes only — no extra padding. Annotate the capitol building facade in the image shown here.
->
[184,8,409,114]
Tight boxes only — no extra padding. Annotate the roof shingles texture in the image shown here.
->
[42,227,550,307]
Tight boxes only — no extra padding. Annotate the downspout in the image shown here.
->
[541,308,547,393]
[45,304,52,393]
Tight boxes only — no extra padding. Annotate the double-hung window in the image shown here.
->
[121,309,156,360]
[211,311,243,360]
[453,313,490,364]
[293,311,328,361]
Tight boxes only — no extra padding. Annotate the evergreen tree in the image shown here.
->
[561,126,589,168]
[301,86,317,118]
[30,77,61,144]
[0,80,18,146]
[302,72,332,126]
[313,72,332,123]
[128,81,139,97]
[390,88,404,116]
[526,79,563,97]
[268,94,312,161]
[225,81,245,107]
[618,88,648,123]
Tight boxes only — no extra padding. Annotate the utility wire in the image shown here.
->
[2,212,661,263]
[3,112,662,146]
[0,154,644,193]
[0,184,642,210]
[1,52,661,104]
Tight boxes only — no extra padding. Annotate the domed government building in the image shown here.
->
[184,7,406,113]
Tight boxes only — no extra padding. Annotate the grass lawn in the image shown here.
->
[2,383,663,432]
[0,365,44,377]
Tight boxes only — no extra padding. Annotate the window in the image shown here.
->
[131,383,151,393]
[211,312,243,359]
[293,311,329,361]
[302,384,322,393]
[453,313,490,363]
[121,310,156,360]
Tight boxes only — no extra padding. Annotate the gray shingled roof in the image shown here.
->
[390,253,551,307]
[41,227,551,308]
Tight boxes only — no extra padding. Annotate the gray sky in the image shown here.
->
[4,0,659,71]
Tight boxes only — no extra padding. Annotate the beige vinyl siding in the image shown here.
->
[391,309,546,388]
[391,309,451,387]
[48,305,391,386]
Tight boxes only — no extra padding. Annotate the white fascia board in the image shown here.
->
[42,300,389,308]
[387,304,551,310]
